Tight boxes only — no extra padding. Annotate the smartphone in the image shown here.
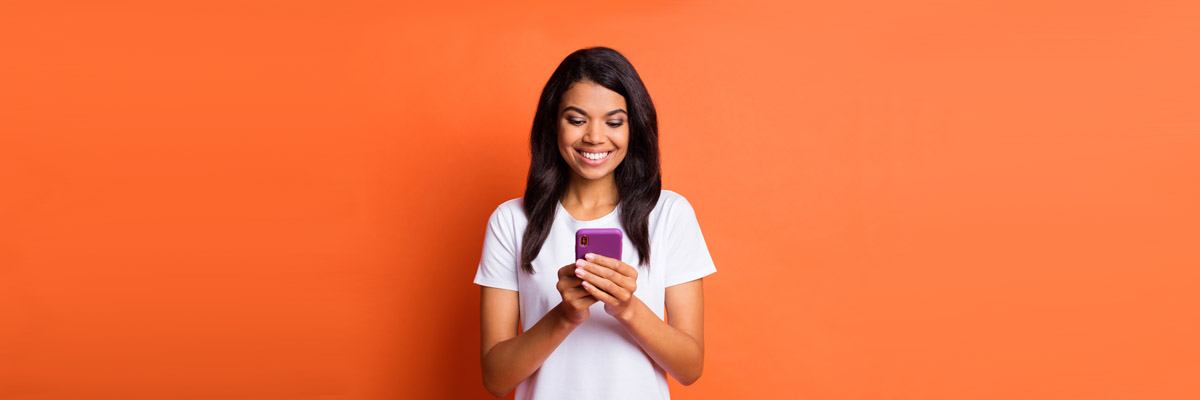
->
[575,228,622,262]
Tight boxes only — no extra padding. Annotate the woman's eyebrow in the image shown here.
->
[563,106,627,117]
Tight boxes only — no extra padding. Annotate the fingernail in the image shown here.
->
[581,281,591,288]
[575,268,585,277]
[576,259,586,267]
[585,253,595,261]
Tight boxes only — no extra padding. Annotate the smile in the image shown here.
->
[575,149,614,165]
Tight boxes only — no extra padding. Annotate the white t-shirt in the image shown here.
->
[474,189,717,400]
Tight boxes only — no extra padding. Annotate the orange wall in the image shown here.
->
[2,1,1198,399]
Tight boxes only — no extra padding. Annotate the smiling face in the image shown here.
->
[557,80,630,182]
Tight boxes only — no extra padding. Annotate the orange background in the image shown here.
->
[2,1,1198,399]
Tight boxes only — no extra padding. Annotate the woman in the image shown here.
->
[474,46,717,399]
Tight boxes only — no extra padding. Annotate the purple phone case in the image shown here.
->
[575,228,622,261]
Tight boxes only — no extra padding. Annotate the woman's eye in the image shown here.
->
[607,121,624,128]
[568,119,585,126]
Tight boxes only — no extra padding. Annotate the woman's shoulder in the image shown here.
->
[489,197,525,219]
[482,195,530,236]
[654,189,697,218]
[497,197,524,211]
[658,189,697,207]
[658,189,685,204]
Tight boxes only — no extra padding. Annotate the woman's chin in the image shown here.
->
[572,167,613,181]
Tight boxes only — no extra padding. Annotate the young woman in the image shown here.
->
[474,47,717,399]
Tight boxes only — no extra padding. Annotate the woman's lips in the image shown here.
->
[576,149,613,166]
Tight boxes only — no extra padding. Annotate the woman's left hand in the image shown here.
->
[574,253,641,321]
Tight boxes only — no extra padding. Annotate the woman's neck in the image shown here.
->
[561,172,619,209]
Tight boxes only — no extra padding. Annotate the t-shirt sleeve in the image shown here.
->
[473,203,520,291]
[662,197,718,287]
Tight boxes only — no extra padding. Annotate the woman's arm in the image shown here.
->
[619,279,706,385]
[574,255,706,385]
[479,265,598,397]
[479,287,575,397]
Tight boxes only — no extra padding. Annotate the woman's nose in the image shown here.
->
[583,122,604,143]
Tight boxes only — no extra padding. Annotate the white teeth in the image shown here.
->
[582,151,610,160]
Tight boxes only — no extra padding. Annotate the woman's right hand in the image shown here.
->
[557,263,598,325]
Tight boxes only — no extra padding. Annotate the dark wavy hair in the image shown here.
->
[519,46,661,274]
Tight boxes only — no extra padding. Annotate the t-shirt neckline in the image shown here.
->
[557,199,620,225]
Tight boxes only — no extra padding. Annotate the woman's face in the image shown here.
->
[557,80,629,182]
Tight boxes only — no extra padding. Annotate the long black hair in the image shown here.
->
[520,46,661,274]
